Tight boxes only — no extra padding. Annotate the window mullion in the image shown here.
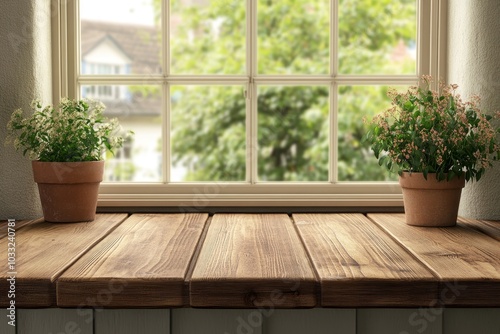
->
[331,0,338,77]
[249,0,258,183]
[164,0,170,76]
[330,0,338,183]
[163,0,170,183]
[331,82,338,183]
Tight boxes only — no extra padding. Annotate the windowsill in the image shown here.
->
[1,213,499,308]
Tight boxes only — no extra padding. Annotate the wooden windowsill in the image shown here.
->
[0,213,499,308]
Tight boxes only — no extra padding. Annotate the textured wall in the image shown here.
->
[448,0,500,220]
[0,0,52,219]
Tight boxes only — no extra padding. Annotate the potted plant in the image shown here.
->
[366,76,500,227]
[6,98,129,222]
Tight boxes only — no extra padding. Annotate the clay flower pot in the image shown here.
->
[32,161,104,223]
[399,172,465,227]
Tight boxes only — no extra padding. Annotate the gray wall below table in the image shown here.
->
[7,308,500,334]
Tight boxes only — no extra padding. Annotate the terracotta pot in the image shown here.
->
[32,161,104,223]
[399,172,465,227]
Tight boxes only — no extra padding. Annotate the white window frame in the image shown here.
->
[51,0,448,208]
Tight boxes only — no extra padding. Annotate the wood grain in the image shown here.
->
[458,217,500,241]
[368,213,500,306]
[293,214,437,307]
[57,213,208,307]
[0,218,42,239]
[190,214,317,308]
[0,214,127,307]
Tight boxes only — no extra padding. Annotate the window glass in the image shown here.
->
[80,0,162,75]
[258,0,330,74]
[171,0,246,74]
[81,85,163,182]
[338,0,417,74]
[258,86,329,181]
[170,85,246,181]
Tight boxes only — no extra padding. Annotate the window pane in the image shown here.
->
[258,86,329,181]
[170,0,246,74]
[81,85,163,182]
[338,85,407,181]
[258,0,329,74]
[170,85,246,181]
[338,0,417,75]
[80,0,161,75]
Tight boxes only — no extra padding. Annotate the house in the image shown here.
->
[81,20,162,182]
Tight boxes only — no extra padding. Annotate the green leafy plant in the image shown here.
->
[6,98,130,162]
[366,75,500,182]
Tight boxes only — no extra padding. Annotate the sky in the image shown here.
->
[80,0,155,26]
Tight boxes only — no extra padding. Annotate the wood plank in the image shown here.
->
[293,214,437,307]
[0,218,42,239]
[172,309,262,334]
[57,213,208,307]
[262,309,356,334]
[443,309,500,334]
[190,214,317,308]
[458,217,500,241]
[17,308,93,334]
[357,309,442,334]
[368,213,500,307]
[95,309,169,334]
[0,214,127,307]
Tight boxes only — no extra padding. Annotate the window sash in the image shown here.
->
[52,0,447,207]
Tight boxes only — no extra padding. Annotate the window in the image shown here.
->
[55,0,446,207]
[104,138,135,182]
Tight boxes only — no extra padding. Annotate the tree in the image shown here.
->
[163,0,416,181]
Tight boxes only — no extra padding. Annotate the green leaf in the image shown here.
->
[476,169,483,182]
[378,155,388,166]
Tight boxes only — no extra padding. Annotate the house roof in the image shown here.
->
[81,20,161,74]
[102,95,162,117]
[81,20,162,116]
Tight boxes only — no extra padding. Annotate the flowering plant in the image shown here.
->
[6,98,129,162]
[366,76,500,182]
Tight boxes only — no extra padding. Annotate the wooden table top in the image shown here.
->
[1,213,499,308]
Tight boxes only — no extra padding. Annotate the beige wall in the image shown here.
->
[0,0,52,219]
[448,0,500,220]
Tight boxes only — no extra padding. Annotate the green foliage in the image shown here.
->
[258,86,329,181]
[257,0,329,74]
[171,85,246,181]
[338,85,401,181]
[365,76,500,182]
[157,0,417,181]
[6,98,129,162]
[339,0,416,74]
